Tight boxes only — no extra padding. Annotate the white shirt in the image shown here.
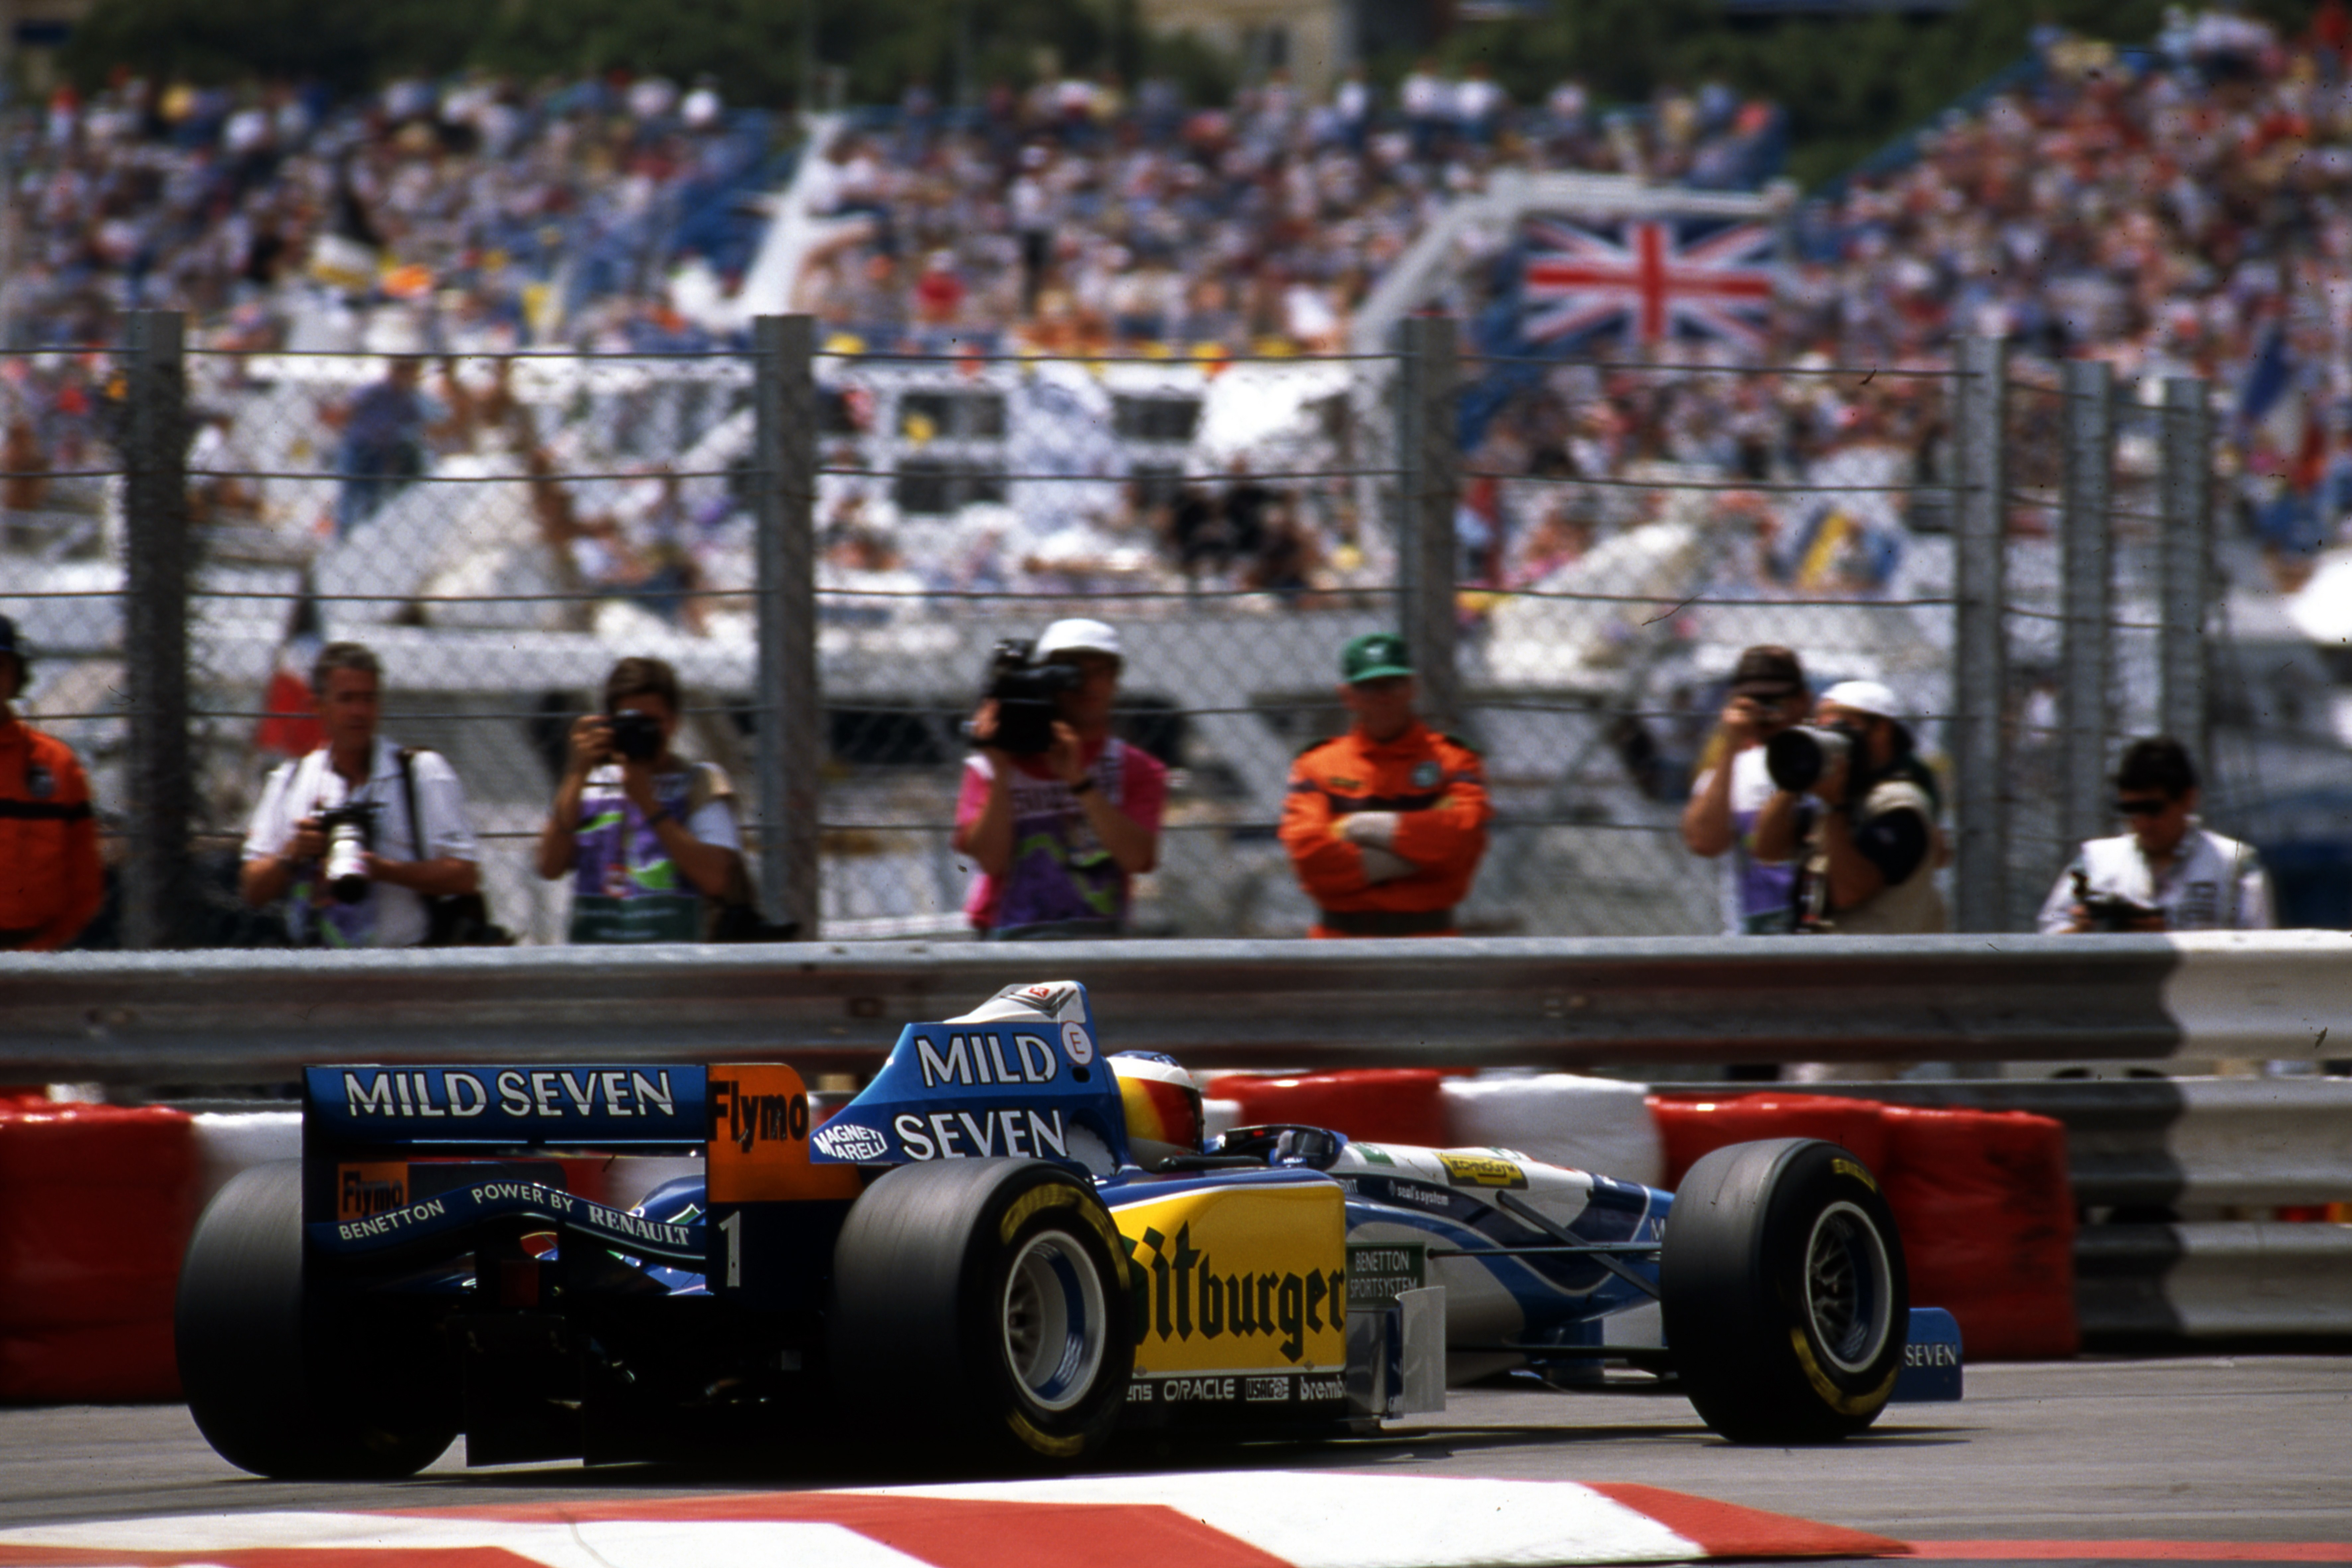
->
[1401,71,1451,120]
[1688,745,1796,936]
[2037,826,2274,934]
[243,736,481,948]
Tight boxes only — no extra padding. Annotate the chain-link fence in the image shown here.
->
[1453,348,1960,936]
[1,347,136,944]
[189,339,773,947]
[809,343,1400,938]
[4,311,2302,947]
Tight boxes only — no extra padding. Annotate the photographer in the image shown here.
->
[2036,737,2272,934]
[1680,645,1812,935]
[537,657,746,943]
[1752,680,1946,936]
[241,642,482,948]
[953,618,1166,940]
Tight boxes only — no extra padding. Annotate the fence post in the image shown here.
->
[1952,335,2009,933]
[2059,358,2114,858]
[1394,315,1460,727]
[2159,377,2213,762]
[121,310,194,951]
[753,314,820,938]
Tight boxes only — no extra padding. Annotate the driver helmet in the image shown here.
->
[1111,1052,1204,1170]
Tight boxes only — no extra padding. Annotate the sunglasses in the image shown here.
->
[2113,796,2172,817]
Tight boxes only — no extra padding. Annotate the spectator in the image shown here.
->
[523,454,711,634]
[1754,679,1947,935]
[0,615,102,950]
[537,656,748,943]
[2037,736,2273,933]
[1332,65,1373,153]
[1245,494,1323,604]
[1,419,47,513]
[1455,61,1509,146]
[1281,632,1491,938]
[325,357,442,536]
[1681,645,1813,935]
[953,617,1166,939]
[1399,57,1452,160]
[240,641,482,947]
[1009,145,1060,317]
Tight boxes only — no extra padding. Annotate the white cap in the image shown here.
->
[1820,679,1903,721]
[1035,618,1121,661]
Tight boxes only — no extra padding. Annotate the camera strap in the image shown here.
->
[395,747,431,860]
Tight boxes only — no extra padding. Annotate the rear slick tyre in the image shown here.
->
[174,1162,455,1479]
[830,1159,1134,1465]
[1659,1137,1908,1444]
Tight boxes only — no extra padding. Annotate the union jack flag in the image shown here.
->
[1521,216,1777,350]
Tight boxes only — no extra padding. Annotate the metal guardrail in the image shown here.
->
[2076,1222,2352,1341]
[4,931,2346,1085]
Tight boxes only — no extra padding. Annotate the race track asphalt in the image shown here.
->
[0,1356,2345,1555]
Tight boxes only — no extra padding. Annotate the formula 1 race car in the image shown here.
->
[175,980,1962,1477]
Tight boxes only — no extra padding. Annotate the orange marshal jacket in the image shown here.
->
[0,720,102,950]
[1279,719,1491,938]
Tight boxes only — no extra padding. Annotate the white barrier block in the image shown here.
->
[2162,929,2352,1058]
[2175,1078,2352,1205]
[190,1111,301,1214]
[1439,1074,1663,1189]
[2167,1222,2352,1337]
[1204,1098,1244,1141]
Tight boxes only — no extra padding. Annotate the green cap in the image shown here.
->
[1341,632,1414,684]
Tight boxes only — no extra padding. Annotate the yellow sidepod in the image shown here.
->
[1114,1181,1349,1388]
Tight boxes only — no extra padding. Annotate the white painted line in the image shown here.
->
[848,1470,1703,1567]
[0,1517,928,1568]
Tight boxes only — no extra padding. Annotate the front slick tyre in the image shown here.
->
[1660,1137,1907,1444]
[830,1159,1133,1466]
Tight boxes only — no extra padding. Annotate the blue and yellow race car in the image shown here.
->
[175,980,1960,1477]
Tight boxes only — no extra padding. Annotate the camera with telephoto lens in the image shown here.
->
[1764,722,1864,794]
[314,800,379,905]
[607,709,663,763]
[2071,868,2162,933]
[970,639,1082,756]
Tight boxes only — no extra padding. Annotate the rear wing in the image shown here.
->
[298,1061,861,1306]
[306,1066,707,1147]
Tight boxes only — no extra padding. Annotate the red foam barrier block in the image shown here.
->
[1879,1105,2078,1361]
[1206,1069,1451,1147]
[0,1106,199,1337]
[1647,1093,1891,1191]
[0,1319,181,1403]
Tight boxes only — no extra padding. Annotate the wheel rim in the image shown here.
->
[1001,1229,1108,1413]
[1804,1201,1893,1374]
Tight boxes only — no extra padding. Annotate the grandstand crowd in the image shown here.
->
[2,70,769,354]
[1,4,2346,612]
[789,60,1785,358]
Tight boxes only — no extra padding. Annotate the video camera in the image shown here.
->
[314,799,380,904]
[606,709,663,763]
[2070,868,2163,933]
[971,639,1082,756]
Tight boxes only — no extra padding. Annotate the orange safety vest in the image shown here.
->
[0,721,102,950]
[1279,719,1491,938]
